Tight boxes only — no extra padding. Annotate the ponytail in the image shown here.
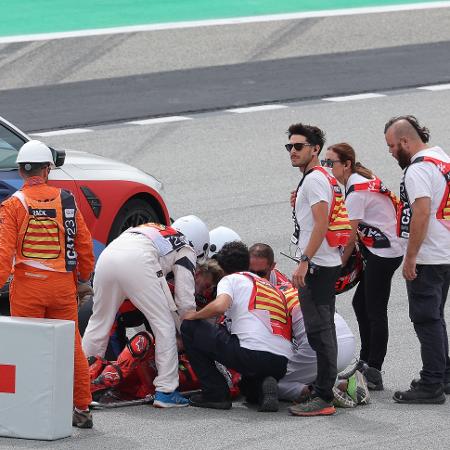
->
[354,162,373,180]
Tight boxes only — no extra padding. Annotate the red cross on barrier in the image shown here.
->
[0,364,16,394]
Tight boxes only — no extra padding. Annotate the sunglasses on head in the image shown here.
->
[285,142,314,152]
[320,159,341,168]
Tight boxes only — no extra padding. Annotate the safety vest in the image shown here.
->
[399,156,450,237]
[240,272,292,341]
[13,189,78,272]
[292,166,351,248]
[127,223,191,255]
[269,268,290,287]
[277,282,300,317]
[346,177,400,248]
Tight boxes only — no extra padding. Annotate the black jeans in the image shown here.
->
[352,250,403,370]
[181,320,288,401]
[407,264,450,385]
[298,264,341,403]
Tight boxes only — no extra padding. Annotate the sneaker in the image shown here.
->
[338,359,368,380]
[410,378,450,395]
[365,367,383,391]
[72,409,93,429]
[258,377,279,412]
[289,396,336,416]
[393,383,445,405]
[153,390,189,408]
[189,393,232,410]
[333,370,370,408]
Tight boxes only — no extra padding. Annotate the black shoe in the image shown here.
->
[189,393,232,410]
[393,383,445,404]
[258,376,279,412]
[365,367,383,391]
[410,378,450,395]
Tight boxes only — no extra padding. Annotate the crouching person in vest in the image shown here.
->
[181,241,293,411]
[82,215,209,408]
[0,140,95,428]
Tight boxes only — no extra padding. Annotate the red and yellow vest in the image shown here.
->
[14,189,78,272]
[292,166,351,248]
[240,272,292,341]
[346,177,400,248]
[314,166,352,247]
[399,156,450,237]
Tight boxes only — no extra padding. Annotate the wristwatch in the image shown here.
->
[300,254,310,263]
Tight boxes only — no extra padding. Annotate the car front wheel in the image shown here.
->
[107,198,159,243]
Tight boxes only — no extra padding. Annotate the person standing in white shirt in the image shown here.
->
[323,143,404,391]
[286,123,351,416]
[385,115,450,404]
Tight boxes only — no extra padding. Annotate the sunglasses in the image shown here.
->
[285,142,314,152]
[320,159,341,168]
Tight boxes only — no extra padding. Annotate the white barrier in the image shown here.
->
[0,316,74,440]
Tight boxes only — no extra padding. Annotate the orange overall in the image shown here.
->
[0,177,94,410]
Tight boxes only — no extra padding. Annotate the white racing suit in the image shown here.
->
[278,310,355,401]
[82,230,196,393]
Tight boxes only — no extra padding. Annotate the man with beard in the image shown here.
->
[285,123,351,416]
[384,115,450,404]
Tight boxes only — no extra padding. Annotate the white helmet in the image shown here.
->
[16,140,54,165]
[209,226,241,257]
[172,215,209,262]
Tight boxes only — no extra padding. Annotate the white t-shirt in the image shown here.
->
[294,168,342,267]
[345,173,405,258]
[217,274,293,359]
[404,146,450,264]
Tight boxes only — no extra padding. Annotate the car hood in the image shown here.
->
[61,150,164,192]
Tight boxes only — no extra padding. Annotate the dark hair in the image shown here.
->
[18,162,49,176]
[384,115,430,143]
[327,143,373,180]
[248,243,274,266]
[287,123,326,153]
[216,241,250,274]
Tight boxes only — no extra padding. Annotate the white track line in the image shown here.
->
[417,83,450,91]
[323,93,387,102]
[31,128,92,137]
[226,104,288,113]
[1,2,450,43]
[127,116,192,125]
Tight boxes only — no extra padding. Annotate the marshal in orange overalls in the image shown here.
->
[0,176,95,410]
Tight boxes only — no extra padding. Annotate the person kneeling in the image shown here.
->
[181,241,293,411]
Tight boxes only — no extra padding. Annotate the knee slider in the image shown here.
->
[127,331,153,358]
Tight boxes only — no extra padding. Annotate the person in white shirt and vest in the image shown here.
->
[323,143,404,391]
[385,115,450,404]
[286,123,351,416]
[181,241,293,412]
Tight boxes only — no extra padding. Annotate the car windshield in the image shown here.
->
[0,122,26,170]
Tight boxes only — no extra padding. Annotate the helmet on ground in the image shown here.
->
[209,226,241,257]
[16,140,54,165]
[335,248,365,295]
[172,215,209,262]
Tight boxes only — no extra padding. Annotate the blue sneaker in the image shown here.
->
[153,390,189,408]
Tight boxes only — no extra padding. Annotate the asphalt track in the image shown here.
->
[2,40,450,132]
